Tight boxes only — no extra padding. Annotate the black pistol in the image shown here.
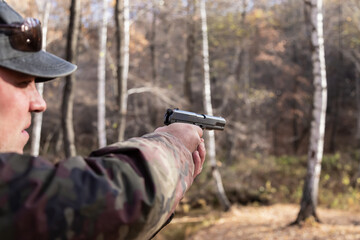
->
[164,109,226,130]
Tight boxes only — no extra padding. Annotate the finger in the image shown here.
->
[192,150,202,177]
[198,140,206,164]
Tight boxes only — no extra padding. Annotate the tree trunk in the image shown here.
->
[200,0,231,212]
[116,0,130,142]
[291,43,301,154]
[62,0,81,157]
[150,7,157,84]
[354,68,360,186]
[356,67,360,145]
[183,0,196,105]
[148,4,159,126]
[115,0,122,102]
[232,0,247,81]
[233,0,250,116]
[242,48,251,117]
[292,71,300,154]
[328,62,340,153]
[31,0,51,156]
[273,120,279,155]
[97,0,108,148]
[294,0,328,224]
[329,4,343,152]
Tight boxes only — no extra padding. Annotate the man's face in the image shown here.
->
[0,67,46,153]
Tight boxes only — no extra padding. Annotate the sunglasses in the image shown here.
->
[0,18,42,52]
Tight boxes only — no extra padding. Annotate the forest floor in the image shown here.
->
[155,204,360,240]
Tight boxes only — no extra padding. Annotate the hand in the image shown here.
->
[155,123,206,177]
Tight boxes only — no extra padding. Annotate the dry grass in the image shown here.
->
[181,204,360,240]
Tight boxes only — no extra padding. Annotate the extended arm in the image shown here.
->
[0,124,204,240]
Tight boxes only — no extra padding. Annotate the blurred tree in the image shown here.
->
[200,0,231,212]
[341,0,360,144]
[31,0,51,156]
[294,0,328,224]
[149,0,158,84]
[147,0,160,126]
[62,0,81,157]
[183,0,196,105]
[233,0,250,117]
[339,0,360,184]
[269,0,312,155]
[116,0,130,141]
[97,0,109,148]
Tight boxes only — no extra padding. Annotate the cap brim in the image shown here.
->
[0,50,77,82]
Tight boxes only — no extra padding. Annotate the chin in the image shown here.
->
[9,146,24,154]
[17,148,24,154]
[0,147,23,154]
[9,142,25,154]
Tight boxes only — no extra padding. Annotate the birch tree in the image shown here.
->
[31,0,51,156]
[200,0,231,211]
[116,0,130,141]
[97,0,108,148]
[293,0,327,223]
[62,0,81,157]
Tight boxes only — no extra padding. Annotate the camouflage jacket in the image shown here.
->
[0,132,195,240]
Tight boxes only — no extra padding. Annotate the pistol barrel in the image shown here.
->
[164,109,226,130]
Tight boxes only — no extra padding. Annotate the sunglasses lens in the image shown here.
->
[8,18,42,52]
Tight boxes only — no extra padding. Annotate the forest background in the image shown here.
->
[7,0,360,238]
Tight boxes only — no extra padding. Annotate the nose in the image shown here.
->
[30,83,47,113]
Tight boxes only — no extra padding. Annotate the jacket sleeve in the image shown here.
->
[0,132,195,240]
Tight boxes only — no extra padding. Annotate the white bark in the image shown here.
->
[200,0,231,211]
[31,1,51,156]
[97,0,108,148]
[297,0,327,222]
[307,0,327,209]
[118,0,130,142]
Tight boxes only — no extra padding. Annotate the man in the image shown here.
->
[0,1,206,239]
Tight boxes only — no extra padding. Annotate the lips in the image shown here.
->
[22,129,29,136]
[22,122,31,138]
[22,128,29,136]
